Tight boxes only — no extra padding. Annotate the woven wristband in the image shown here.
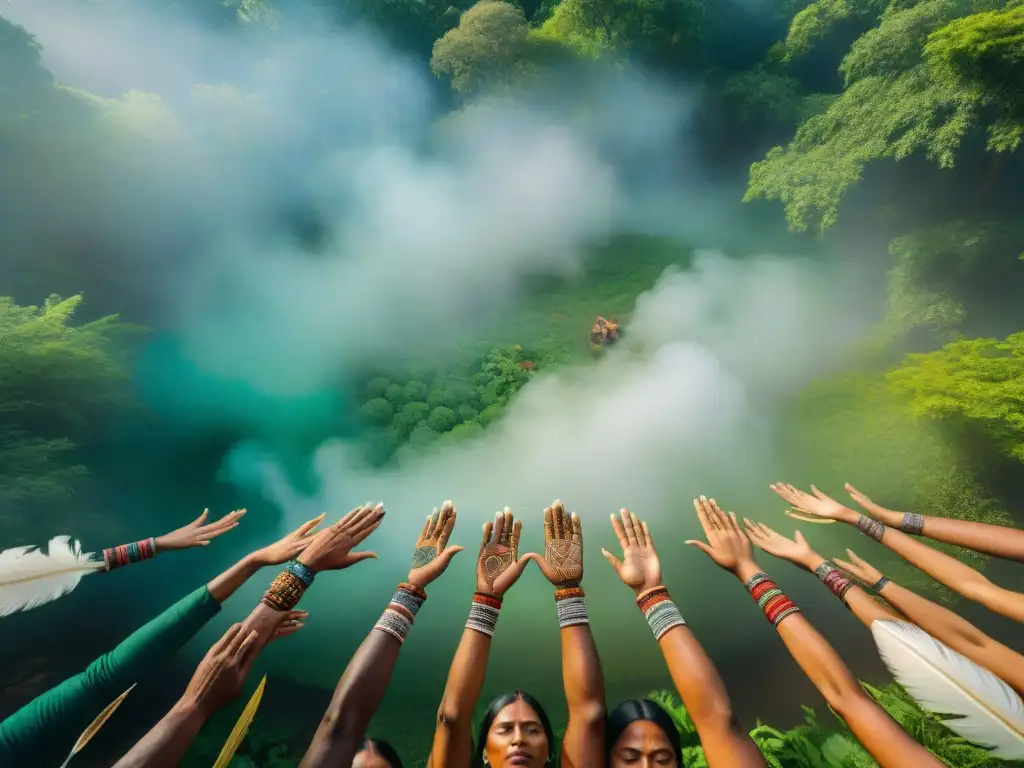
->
[261,570,308,612]
[643,597,684,640]
[814,561,855,603]
[856,514,885,542]
[466,592,502,637]
[746,572,801,628]
[285,560,315,588]
[900,513,925,536]
[103,538,157,571]
[555,587,589,628]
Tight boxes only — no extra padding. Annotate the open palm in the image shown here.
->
[603,509,661,594]
[770,482,848,520]
[743,519,814,566]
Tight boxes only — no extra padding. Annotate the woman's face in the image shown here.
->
[353,742,393,768]
[609,720,678,767]
[483,698,550,767]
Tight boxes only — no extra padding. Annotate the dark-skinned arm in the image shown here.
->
[300,503,463,768]
[605,509,763,768]
[846,483,1024,562]
[530,503,606,768]
[832,550,1024,698]
[430,509,532,768]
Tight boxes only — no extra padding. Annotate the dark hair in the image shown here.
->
[472,690,555,767]
[360,738,403,768]
[606,698,682,764]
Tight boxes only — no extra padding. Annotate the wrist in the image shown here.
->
[466,591,502,636]
[802,553,826,572]
[836,507,861,525]
[170,696,209,726]
[733,560,761,584]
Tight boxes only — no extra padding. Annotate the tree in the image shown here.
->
[358,397,395,427]
[427,406,458,432]
[888,331,1024,461]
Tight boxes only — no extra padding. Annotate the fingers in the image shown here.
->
[344,551,379,564]
[571,513,582,544]
[491,510,505,546]
[544,506,555,541]
[233,630,260,667]
[628,511,644,547]
[600,547,623,573]
[349,505,386,543]
[271,623,304,642]
[438,506,456,550]
[225,623,250,656]
[523,552,555,581]
[685,540,714,558]
[422,510,436,541]
[438,545,465,566]
[794,530,808,546]
[192,508,210,527]
[553,502,566,539]
[727,511,743,537]
[809,484,832,502]
[481,521,494,547]
[833,557,857,574]
[213,623,244,653]
[500,508,513,546]
[510,520,522,557]
[706,499,729,529]
[610,513,629,550]
[298,512,328,538]
[621,509,639,546]
[640,520,653,548]
[337,503,377,533]
[693,497,718,543]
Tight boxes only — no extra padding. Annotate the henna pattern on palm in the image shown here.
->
[544,539,582,586]
[479,544,513,588]
[411,545,438,569]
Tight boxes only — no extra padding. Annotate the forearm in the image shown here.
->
[555,588,605,768]
[112,700,207,768]
[300,584,425,768]
[207,554,262,604]
[802,554,900,627]
[860,504,1024,562]
[879,581,1024,697]
[431,594,498,766]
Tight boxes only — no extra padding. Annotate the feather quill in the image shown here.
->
[59,684,136,768]
[872,619,1024,759]
[213,675,267,768]
[0,536,106,616]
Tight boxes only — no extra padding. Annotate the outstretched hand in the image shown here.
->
[602,509,661,595]
[155,509,246,552]
[833,548,885,586]
[531,501,584,587]
[476,508,531,597]
[249,513,327,567]
[845,483,897,519]
[687,496,757,575]
[770,483,853,523]
[743,519,817,569]
[408,501,465,589]
[296,503,385,574]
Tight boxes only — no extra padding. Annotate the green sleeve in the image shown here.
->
[0,585,220,763]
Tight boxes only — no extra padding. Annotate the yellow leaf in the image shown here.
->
[212,675,267,768]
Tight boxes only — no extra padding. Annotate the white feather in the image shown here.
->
[0,536,106,616]
[872,619,1024,759]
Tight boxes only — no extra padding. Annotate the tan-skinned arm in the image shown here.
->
[772,483,1024,623]
[691,497,944,768]
[301,504,464,768]
[833,549,1024,698]
[606,509,764,768]
[429,509,532,768]
[846,484,1024,562]
[528,503,605,768]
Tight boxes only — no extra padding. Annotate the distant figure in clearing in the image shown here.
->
[590,316,621,349]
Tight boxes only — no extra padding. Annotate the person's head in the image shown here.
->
[606,699,682,767]
[473,690,554,768]
[353,738,403,768]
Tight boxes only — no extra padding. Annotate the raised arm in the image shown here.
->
[689,497,944,768]
[429,508,531,768]
[846,483,1024,562]
[101,508,246,573]
[742,522,901,628]
[113,618,293,768]
[601,508,763,768]
[772,482,1024,623]
[300,503,463,768]
[529,502,606,768]
[832,549,1024,698]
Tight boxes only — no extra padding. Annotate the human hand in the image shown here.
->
[408,501,465,589]
[530,501,583,588]
[155,509,247,552]
[743,519,817,569]
[687,496,757,575]
[296,503,385,574]
[179,620,275,717]
[476,507,531,597]
[769,483,857,524]
[269,610,308,643]
[833,548,885,585]
[249,513,327,567]
[602,509,661,595]
[845,483,899,521]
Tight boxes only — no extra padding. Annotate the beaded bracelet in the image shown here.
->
[466,592,502,637]
[900,513,925,536]
[872,576,890,592]
[261,570,308,611]
[744,572,801,628]
[285,560,315,587]
[374,583,428,644]
[814,561,855,603]
[642,594,685,640]
[103,538,157,571]
[856,514,886,542]
[555,586,589,629]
